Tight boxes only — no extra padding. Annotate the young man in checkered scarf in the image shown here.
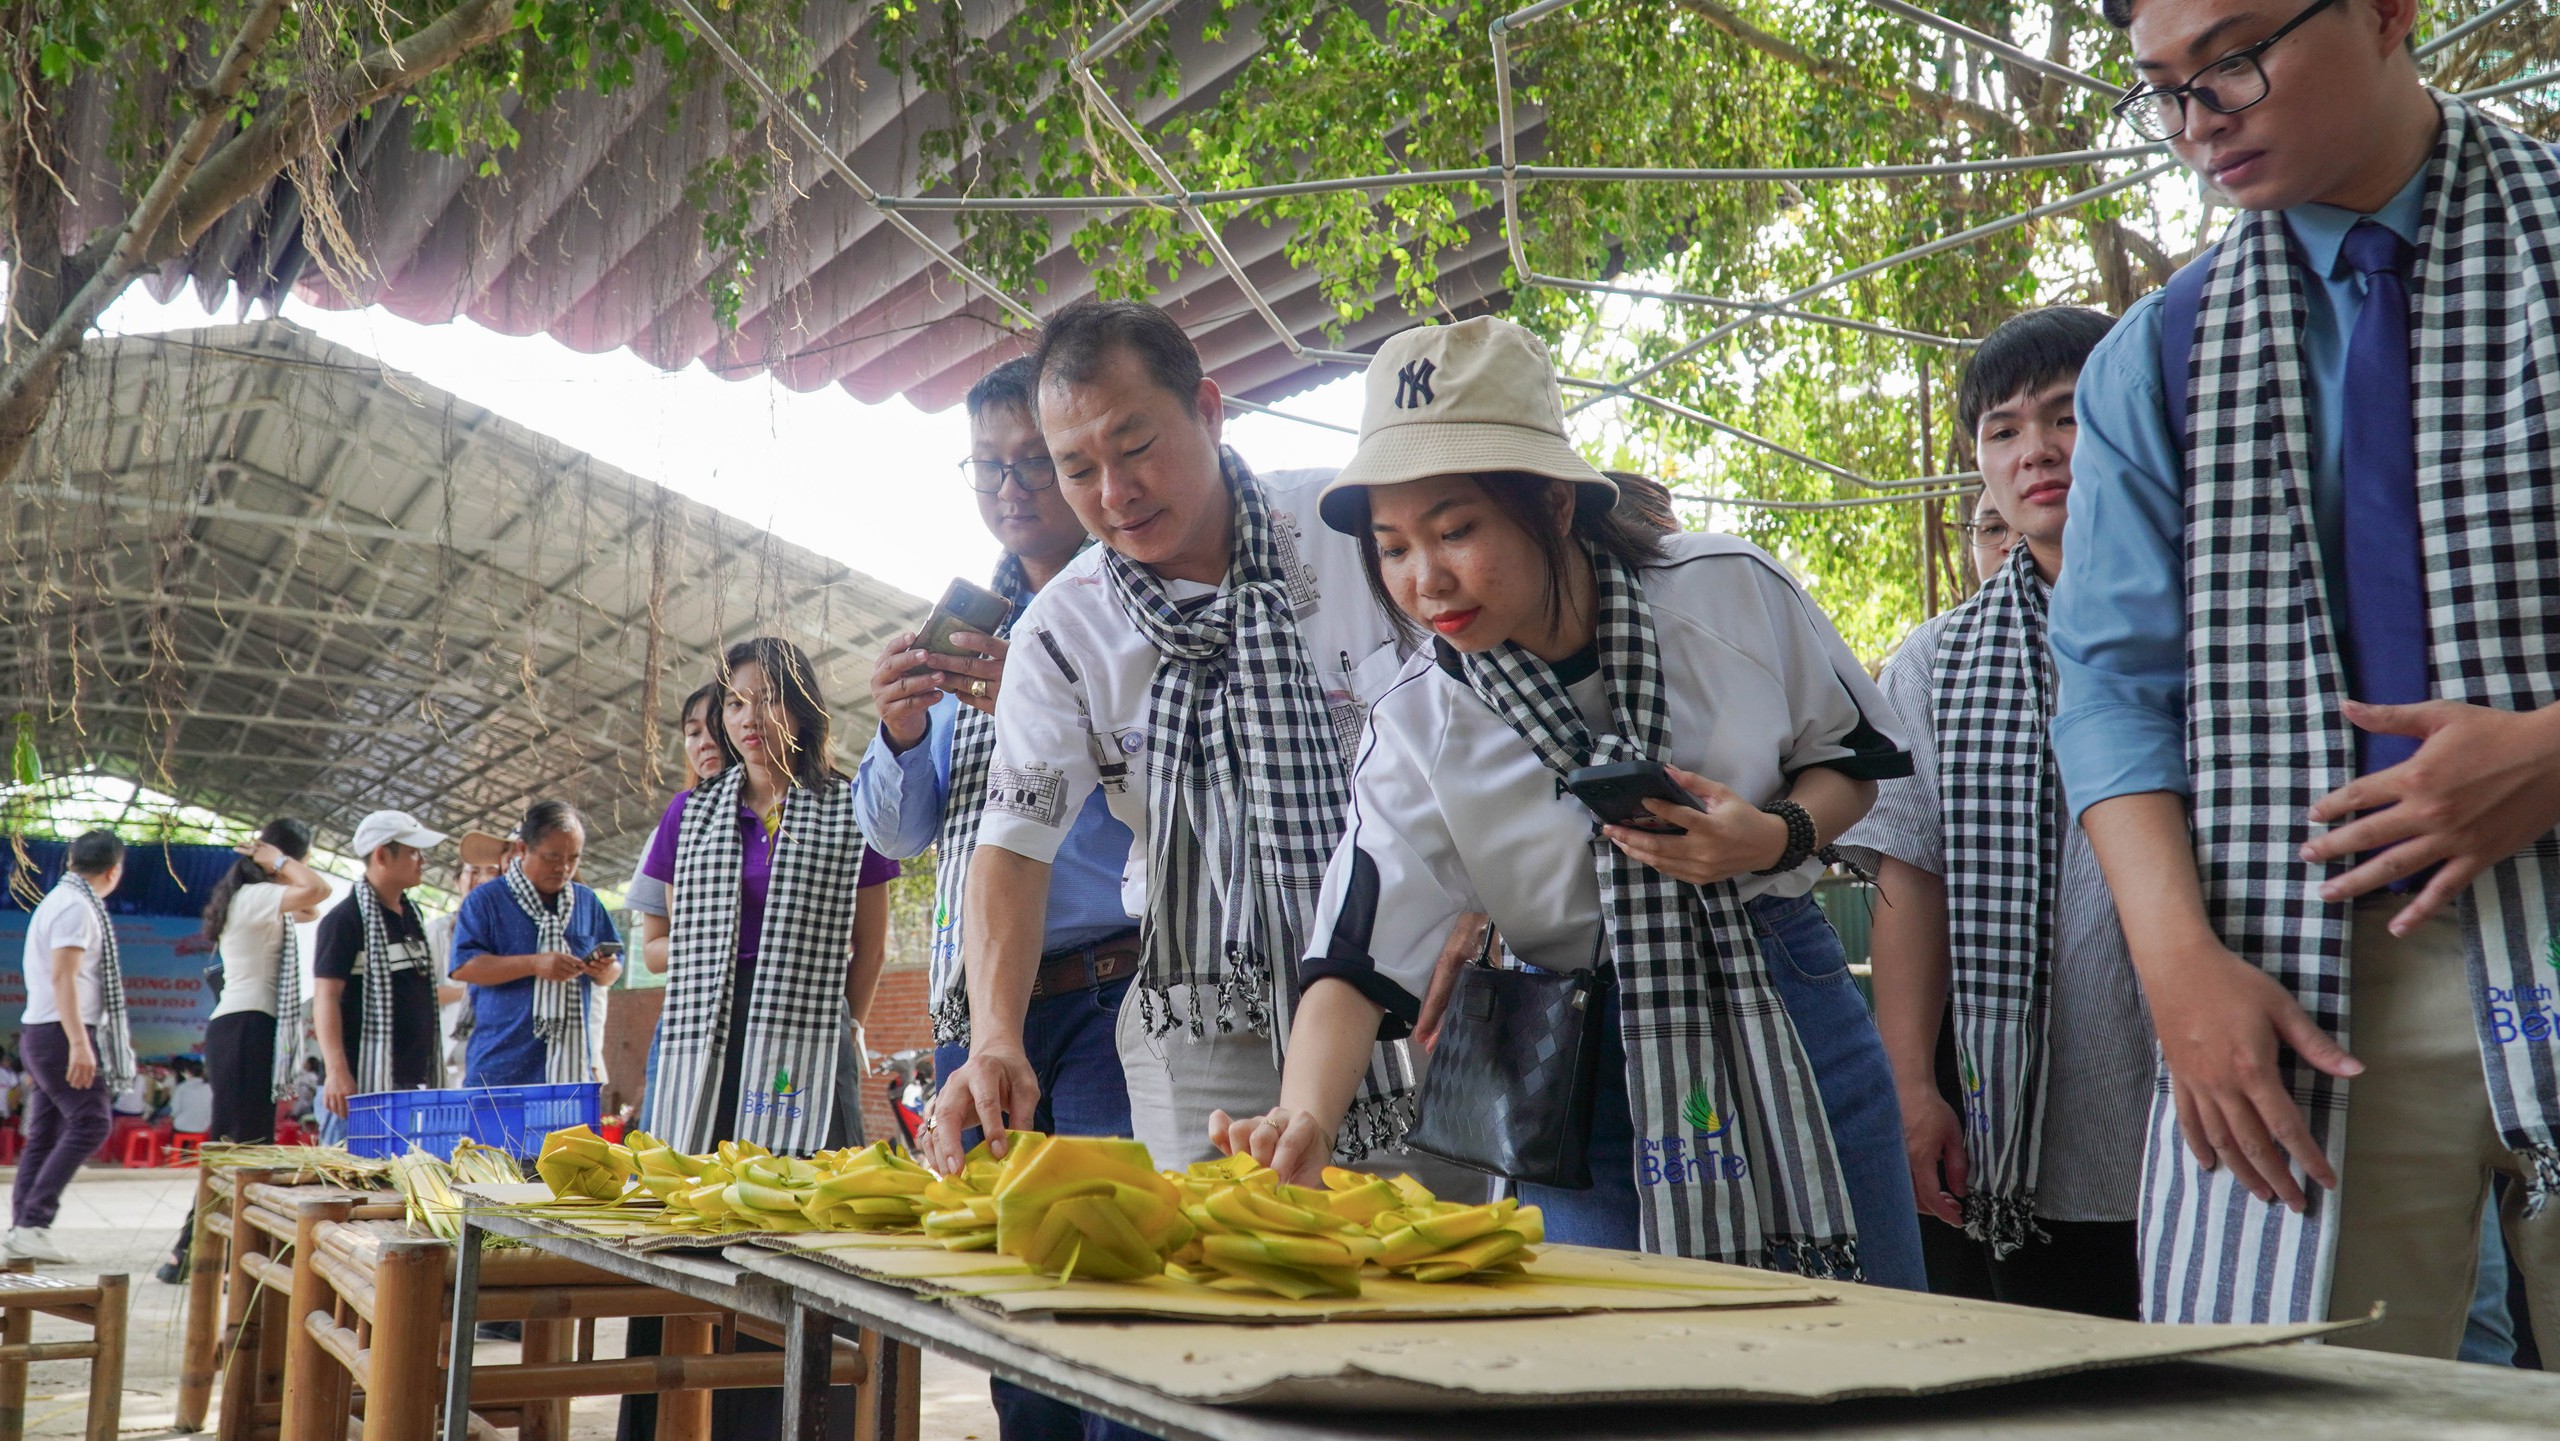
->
[1843,308,2154,1319]
[923,300,1467,1203]
[2057,0,2560,1355]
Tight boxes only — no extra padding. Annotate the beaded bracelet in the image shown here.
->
[1755,798,1818,875]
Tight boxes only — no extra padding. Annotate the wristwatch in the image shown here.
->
[1755,798,1818,875]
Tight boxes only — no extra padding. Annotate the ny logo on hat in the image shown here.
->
[1394,358,1437,410]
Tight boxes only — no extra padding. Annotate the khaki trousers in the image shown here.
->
[2326,900,2560,1361]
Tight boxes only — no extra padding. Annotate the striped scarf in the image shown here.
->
[59,873,136,1095]
[502,862,594,1084]
[269,897,305,1101]
[1931,541,2059,1257]
[1460,544,1858,1277]
[350,880,411,1094]
[1105,449,1414,1158]
[927,552,1036,1049]
[648,763,868,1155]
[2146,98,2560,1324]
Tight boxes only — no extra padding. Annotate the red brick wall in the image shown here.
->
[859,962,932,1147]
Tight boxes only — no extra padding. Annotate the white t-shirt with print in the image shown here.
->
[20,884,104,1028]
[973,466,1409,917]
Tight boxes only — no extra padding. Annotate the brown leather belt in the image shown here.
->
[1028,933,1142,999]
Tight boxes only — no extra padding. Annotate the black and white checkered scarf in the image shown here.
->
[350,879,411,1094]
[1105,449,1414,1158]
[928,552,1037,1050]
[2144,98,2560,1325]
[647,762,868,1156]
[59,873,136,1095]
[269,896,304,1101]
[502,862,593,1085]
[1931,541,2058,1258]
[1460,544,1858,1277]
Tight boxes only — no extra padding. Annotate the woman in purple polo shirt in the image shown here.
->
[624,637,895,1441]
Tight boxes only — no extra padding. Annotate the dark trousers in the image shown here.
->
[15,1023,113,1231]
[1921,1216,2141,1319]
[203,1011,278,1143]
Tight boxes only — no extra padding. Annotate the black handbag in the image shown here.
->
[1402,925,1614,1189]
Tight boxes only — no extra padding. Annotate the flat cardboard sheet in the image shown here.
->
[456,1183,804,1252]
[962,1282,2361,1410]
[761,1231,1830,1321]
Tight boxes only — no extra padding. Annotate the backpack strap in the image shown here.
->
[2156,243,2218,456]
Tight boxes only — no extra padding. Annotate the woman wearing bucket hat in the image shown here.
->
[1211,317,1927,1288]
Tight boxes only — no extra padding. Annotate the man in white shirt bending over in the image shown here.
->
[923,299,1429,1178]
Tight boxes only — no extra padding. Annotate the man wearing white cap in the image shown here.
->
[313,811,449,1133]
[923,298,1425,1182]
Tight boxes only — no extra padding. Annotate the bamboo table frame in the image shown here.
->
[445,1214,914,1441]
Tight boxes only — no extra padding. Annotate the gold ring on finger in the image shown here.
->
[970,679,988,698]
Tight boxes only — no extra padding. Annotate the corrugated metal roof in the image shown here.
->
[81,6,1499,415]
[2,320,927,873]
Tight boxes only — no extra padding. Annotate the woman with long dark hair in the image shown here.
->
[622,639,892,1440]
[1213,319,1927,1289]
[160,819,328,1282]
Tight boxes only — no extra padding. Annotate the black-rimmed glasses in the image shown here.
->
[958,456,1059,493]
[2111,0,2340,142]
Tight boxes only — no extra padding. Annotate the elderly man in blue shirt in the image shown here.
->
[450,800,622,1087]
[2053,0,2560,1358]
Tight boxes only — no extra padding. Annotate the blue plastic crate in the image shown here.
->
[343,1082,600,1159]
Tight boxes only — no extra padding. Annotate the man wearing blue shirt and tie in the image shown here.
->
[2054,0,2560,1357]
[853,356,1142,1441]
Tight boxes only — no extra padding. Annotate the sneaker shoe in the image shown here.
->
[155,1252,187,1285]
[5,1229,70,1264]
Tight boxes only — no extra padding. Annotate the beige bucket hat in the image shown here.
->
[1317,316,1617,536]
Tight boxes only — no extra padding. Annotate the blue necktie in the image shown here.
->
[2337,220,2429,777]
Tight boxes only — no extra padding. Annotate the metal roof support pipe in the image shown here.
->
[1861,0,2121,97]
[1068,0,1367,370]
[1692,485,1979,512]
[1564,158,2182,414]
[2418,0,2537,61]
[1532,276,1982,350]
[1573,381,1982,492]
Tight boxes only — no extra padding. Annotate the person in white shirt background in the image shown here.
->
[10,829,130,1264]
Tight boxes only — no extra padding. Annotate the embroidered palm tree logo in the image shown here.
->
[770,1066,797,1100]
[1958,1049,1984,1099]
[1683,1086,1726,1138]
[2545,933,2559,972]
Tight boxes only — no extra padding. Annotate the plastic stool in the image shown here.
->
[164,1133,206,1167]
[119,1128,159,1168]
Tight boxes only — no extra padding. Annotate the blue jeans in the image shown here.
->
[1520,891,1927,1291]
[938,973,1151,1441]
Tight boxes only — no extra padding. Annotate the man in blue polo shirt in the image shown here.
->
[2054,0,2560,1356]
[853,355,1139,1441]
[450,800,621,1087]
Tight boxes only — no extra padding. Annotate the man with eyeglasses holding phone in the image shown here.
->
[2054,0,2560,1354]
[851,354,1143,1441]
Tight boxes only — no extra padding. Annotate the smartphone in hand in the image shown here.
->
[1563,760,1701,834]
[915,578,1012,660]
[585,941,625,975]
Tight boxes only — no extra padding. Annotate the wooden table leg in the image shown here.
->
[0,1258,30,1441]
[176,1168,222,1432]
[516,1318,572,1441]
[361,1244,444,1441]
[215,1185,278,1441]
[279,1199,354,1441]
[654,1316,713,1441]
[780,1305,831,1441]
[82,1273,128,1441]
[852,1329,918,1441]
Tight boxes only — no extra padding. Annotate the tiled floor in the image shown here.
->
[0,1167,1003,1440]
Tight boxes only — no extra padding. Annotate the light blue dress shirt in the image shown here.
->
[2049,164,2431,819]
[851,691,1137,953]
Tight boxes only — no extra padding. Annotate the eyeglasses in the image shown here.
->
[1960,521,2013,544]
[2111,0,2339,142]
[958,456,1059,493]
